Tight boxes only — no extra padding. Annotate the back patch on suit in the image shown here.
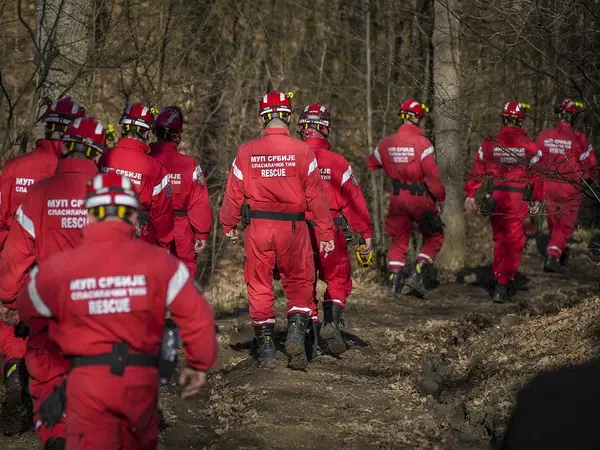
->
[250,154,297,178]
[46,198,88,229]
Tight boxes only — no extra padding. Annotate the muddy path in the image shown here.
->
[2,238,599,449]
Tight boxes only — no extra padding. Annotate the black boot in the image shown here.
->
[544,254,565,273]
[388,272,404,296]
[285,314,309,370]
[320,302,346,356]
[560,247,570,267]
[254,325,277,365]
[404,262,429,298]
[1,359,26,436]
[305,320,321,360]
[492,283,508,303]
[44,438,66,450]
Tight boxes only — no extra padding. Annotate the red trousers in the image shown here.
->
[66,366,159,449]
[244,219,315,326]
[0,322,26,364]
[308,224,352,322]
[173,216,197,278]
[490,191,528,285]
[545,184,580,258]
[385,192,444,272]
[27,333,69,445]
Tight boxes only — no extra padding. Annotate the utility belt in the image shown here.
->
[491,184,533,201]
[241,203,305,231]
[392,180,427,196]
[307,214,353,244]
[71,343,159,376]
[174,210,188,217]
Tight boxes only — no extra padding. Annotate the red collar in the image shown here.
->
[149,141,178,153]
[304,138,331,151]
[84,220,135,242]
[556,121,574,134]
[500,125,527,137]
[35,139,64,158]
[399,122,424,136]
[55,157,99,175]
[262,127,290,137]
[115,137,149,154]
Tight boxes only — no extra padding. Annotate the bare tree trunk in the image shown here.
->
[432,0,466,270]
[35,0,93,137]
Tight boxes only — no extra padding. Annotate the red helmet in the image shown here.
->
[155,106,184,135]
[399,100,429,120]
[502,101,530,121]
[556,98,584,115]
[85,172,140,211]
[297,103,331,138]
[259,90,294,119]
[119,103,155,130]
[43,96,86,125]
[62,116,107,156]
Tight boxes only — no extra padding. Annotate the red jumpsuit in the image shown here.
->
[99,138,174,248]
[304,138,372,321]
[0,139,63,367]
[16,220,218,450]
[0,157,98,445]
[537,122,598,258]
[149,141,212,277]
[464,126,544,285]
[220,128,334,326]
[367,123,446,271]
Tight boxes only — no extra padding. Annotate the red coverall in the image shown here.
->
[0,139,63,367]
[0,157,98,445]
[149,141,212,277]
[464,126,544,285]
[304,138,372,321]
[220,128,334,326]
[537,122,598,258]
[367,123,446,272]
[16,220,217,450]
[99,138,174,248]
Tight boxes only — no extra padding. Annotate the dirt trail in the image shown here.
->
[2,238,599,449]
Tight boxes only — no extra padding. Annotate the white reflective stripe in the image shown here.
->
[232,159,243,181]
[580,145,593,161]
[529,150,542,165]
[417,253,433,263]
[288,306,312,314]
[252,318,277,325]
[547,245,562,253]
[15,206,35,238]
[28,267,52,318]
[166,262,190,307]
[340,166,353,186]
[113,194,139,208]
[152,174,170,196]
[477,147,484,161]
[373,148,382,164]
[327,299,344,306]
[421,146,434,161]
[388,261,405,267]
[192,165,202,181]
[308,158,318,176]
[85,194,112,208]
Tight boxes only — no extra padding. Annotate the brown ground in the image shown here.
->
[2,223,600,449]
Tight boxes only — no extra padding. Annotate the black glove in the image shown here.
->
[14,322,30,338]
[38,381,66,428]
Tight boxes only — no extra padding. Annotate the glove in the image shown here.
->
[38,381,66,428]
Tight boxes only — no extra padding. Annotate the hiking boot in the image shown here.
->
[254,324,277,365]
[44,438,66,450]
[305,320,321,359]
[285,314,309,370]
[403,262,429,298]
[388,272,404,296]
[492,283,509,303]
[560,247,570,267]
[1,359,26,436]
[320,302,346,356]
[543,254,566,273]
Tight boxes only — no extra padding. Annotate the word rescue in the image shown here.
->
[250,154,297,178]
[388,147,415,163]
[543,138,572,155]
[101,167,143,185]
[70,275,147,315]
[15,178,34,193]
[47,198,87,228]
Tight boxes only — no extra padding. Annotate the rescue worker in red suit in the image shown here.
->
[367,100,446,298]
[0,116,106,449]
[220,90,335,370]
[149,106,213,277]
[15,172,217,450]
[99,103,174,248]
[297,103,372,356]
[464,101,544,303]
[0,96,85,435]
[537,98,598,272]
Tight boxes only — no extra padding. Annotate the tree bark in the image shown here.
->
[432,0,466,270]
